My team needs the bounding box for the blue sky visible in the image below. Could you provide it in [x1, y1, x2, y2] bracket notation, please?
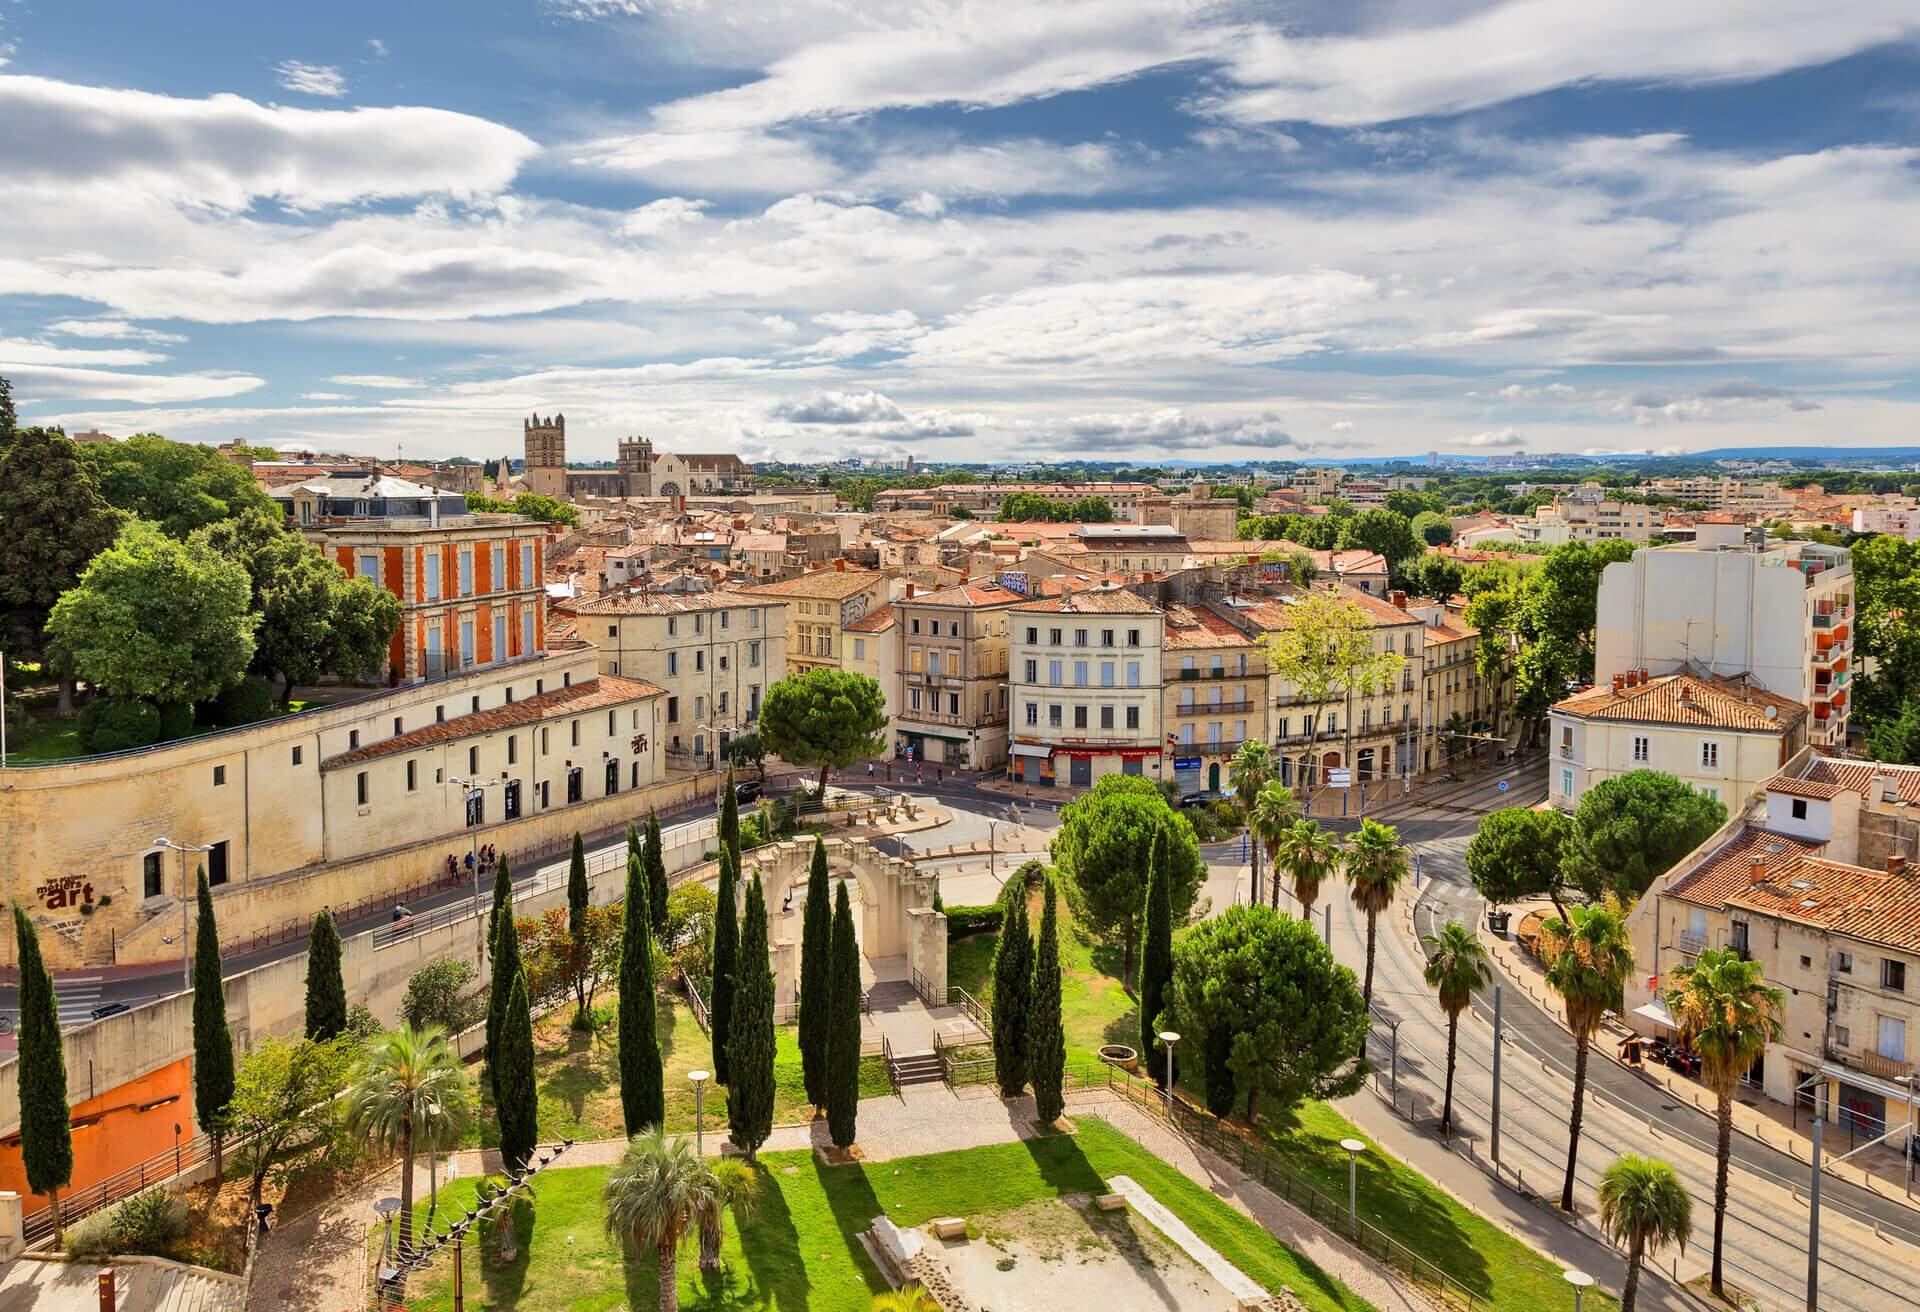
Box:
[2, 1, 1918, 464]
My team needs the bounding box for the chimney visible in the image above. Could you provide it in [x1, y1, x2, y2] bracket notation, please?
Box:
[1749, 858, 1768, 886]
[1890, 854, 1908, 878]
[1391, 589, 1407, 609]
[1639, 666, 1650, 685]
[834, 558, 845, 571]
[1612, 673, 1625, 694]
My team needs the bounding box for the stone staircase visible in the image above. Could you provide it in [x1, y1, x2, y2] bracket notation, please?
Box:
[889, 1049, 944, 1087]
[0, 1254, 247, 1312]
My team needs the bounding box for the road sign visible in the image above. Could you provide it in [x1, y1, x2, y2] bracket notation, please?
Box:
[1327, 768, 1352, 789]
[1172, 756, 1202, 771]
[1497, 779, 1510, 793]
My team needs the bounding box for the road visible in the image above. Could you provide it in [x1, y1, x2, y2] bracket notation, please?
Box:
[1318, 798, 1920, 1312]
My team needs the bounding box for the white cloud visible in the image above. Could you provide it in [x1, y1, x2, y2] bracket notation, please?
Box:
[570, 127, 838, 194]
[274, 61, 347, 98]
[1451, 427, 1525, 448]
[368, 39, 389, 58]
[1330, 420, 1355, 432]
[0, 74, 536, 208]
[618, 197, 710, 237]
[46, 319, 187, 345]
[0, 336, 169, 367]
[299, 391, 353, 400]
[329, 374, 425, 389]
[1058, 408, 1294, 451]
[4, 364, 265, 403]
[768, 389, 905, 423]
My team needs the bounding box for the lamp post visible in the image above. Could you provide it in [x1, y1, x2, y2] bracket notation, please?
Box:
[690, 1069, 710, 1155]
[1339, 1138, 1366, 1240]
[1156, 1030, 1180, 1107]
[1808, 1116, 1823, 1312]
[1562, 1269, 1594, 1312]
[153, 837, 214, 991]
[447, 776, 501, 961]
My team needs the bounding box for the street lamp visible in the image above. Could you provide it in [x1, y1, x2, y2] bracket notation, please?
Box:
[689, 1069, 710, 1155]
[1562, 1269, 1594, 1312]
[1156, 1030, 1180, 1106]
[1340, 1138, 1366, 1240]
[447, 776, 501, 961]
[153, 837, 214, 991]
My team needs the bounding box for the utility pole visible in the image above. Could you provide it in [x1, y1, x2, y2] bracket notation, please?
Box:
[1491, 983, 1503, 1170]
[1808, 1117, 1823, 1312]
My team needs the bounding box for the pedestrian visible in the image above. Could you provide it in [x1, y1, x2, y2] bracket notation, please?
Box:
[464, 850, 475, 875]
[867, 761, 875, 778]
[936, 765, 943, 783]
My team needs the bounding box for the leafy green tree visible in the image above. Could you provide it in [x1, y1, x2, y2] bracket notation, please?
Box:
[80, 433, 273, 538]
[1866, 699, 1920, 765]
[1272, 817, 1339, 921]
[1421, 922, 1492, 1137]
[695, 1154, 761, 1272]
[726, 873, 777, 1162]
[485, 882, 525, 1104]
[495, 972, 539, 1173]
[826, 880, 862, 1148]
[567, 832, 592, 1026]
[487, 855, 514, 966]
[1051, 774, 1205, 988]
[0, 427, 126, 674]
[1410, 510, 1453, 546]
[1068, 495, 1115, 522]
[1572, 770, 1726, 900]
[1666, 949, 1784, 1297]
[644, 810, 670, 940]
[1345, 819, 1407, 1037]
[798, 835, 833, 1108]
[14, 904, 73, 1243]
[228, 529, 400, 702]
[1339, 508, 1420, 564]
[992, 889, 1033, 1097]
[192, 869, 236, 1178]
[1260, 589, 1405, 781]
[47, 519, 257, 706]
[1852, 536, 1920, 727]
[1029, 875, 1066, 1125]
[347, 1025, 469, 1255]
[1384, 489, 1446, 519]
[1598, 1154, 1692, 1312]
[759, 669, 890, 794]
[304, 909, 347, 1040]
[620, 851, 665, 1135]
[710, 845, 739, 1084]
[227, 1034, 357, 1210]
[1398, 552, 1465, 601]
[602, 1128, 704, 1312]
[1466, 806, 1576, 915]
[399, 958, 478, 1035]
[1540, 903, 1635, 1212]
[1168, 904, 1368, 1120]
[1138, 831, 1175, 1086]
[1227, 741, 1273, 904]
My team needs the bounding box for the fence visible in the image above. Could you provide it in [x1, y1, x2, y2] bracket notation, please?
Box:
[22, 1128, 219, 1247]
[681, 972, 711, 1034]
[950, 984, 990, 1035]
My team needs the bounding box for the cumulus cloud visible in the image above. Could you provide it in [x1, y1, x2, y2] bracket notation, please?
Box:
[299, 391, 353, 400]
[619, 197, 710, 237]
[0, 74, 537, 208]
[4, 364, 265, 403]
[274, 61, 347, 98]
[768, 389, 905, 423]
[1330, 420, 1356, 432]
[1059, 408, 1295, 451]
[46, 319, 187, 345]
[1451, 427, 1525, 448]
[0, 337, 169, 368]
[329, 374, 425, 389]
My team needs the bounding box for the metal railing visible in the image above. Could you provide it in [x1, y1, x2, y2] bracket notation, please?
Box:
[909, 966, 948, 1008]
[22, 1128, 219, 1247]
[682, 971, 711, 1034]
[951, 984, 991, 1035]
[1173, 699, 1255, 716]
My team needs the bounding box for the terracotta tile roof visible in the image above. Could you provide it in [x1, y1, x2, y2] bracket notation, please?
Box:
[1553, 672, 1806, 733]
[906, 580, 1029, 608]
[322, 675, 666, 770]
[1768, 757, 1920, 805]
[558, 588, 771, 616]
[1763, 774, 1847, 801]
[1422, 616, 1478, 645]
[1035, 570, 1131, 595]
[1667, 827, 1825, 908]
[845, 602, 897, 633]
[741, 568, 885, 600]
[1010, 587, 1161, 615]
[734, 533, 787, 552]
[1163, 603, 1258, 650]
[1685, 837, 1920, 952]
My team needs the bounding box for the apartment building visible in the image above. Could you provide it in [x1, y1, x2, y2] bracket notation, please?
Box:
[273, 476, 549, 681]
[1852, 503, 1920, 540]
[1007, 588, 1166, 788]
[843, 603, 900, 725]
[891, 580, 1025, 769]
[1627, 757, 1920, 1128]
[743, 563, 887, 676]
[1402, 598, 1500, 771]
[555, 589, 787, 764]
[1513, 497, 1661, 545]
[1646, 477, 1794, 517]
[1058, 524, 1192, 575]
[1548, 669, 1808, 813]
[1161, 603, 1265, 795]
[1595, 537, 1855, 748]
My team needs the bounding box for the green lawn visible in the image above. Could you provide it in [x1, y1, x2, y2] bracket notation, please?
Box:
[399, 1117, 1377, 1311]
[464, 991, 890, 1147]
[947, 889, 1136, 1065]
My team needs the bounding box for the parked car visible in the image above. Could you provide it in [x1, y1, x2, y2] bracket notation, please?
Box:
[1180, 790, 1227, 809]
[734, 778, 763, 803]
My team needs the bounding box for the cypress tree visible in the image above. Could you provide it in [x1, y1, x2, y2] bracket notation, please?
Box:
[709, 844, 739, 1084]
[625, 818, 642, 867]
[1139, 829, 1174, 1087]
[719, 764, 741, 853]
[644, 809, 670, 940]
[191, 869, 235, 1178]
[991, 890, 1033, 1098]
[1029, 876, 1066, 1126]
[618, 851, 664, 1134]
[825, 880, 861, 1148]
[567, 831, 589, 944]
[797, 835, 833, 1109]
[726, 873, 776, 1162]
[14, 905, 72, 1244]
[495, 971, 539, 1174]
[487, 854, 513, 965]
[486, 891, 524, 1105]
[304, 909, 347, 1041]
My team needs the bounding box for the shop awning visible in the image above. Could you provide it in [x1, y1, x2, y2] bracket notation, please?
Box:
[1632, 1000, 1677, 1030]
[1010, 743, 1052, 758]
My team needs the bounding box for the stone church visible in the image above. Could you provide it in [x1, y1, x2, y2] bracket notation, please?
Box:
[521, 414, 754, 500]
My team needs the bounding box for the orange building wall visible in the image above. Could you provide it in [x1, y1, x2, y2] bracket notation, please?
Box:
[382, 547, 404, 601]
[0, 1056, 194, 1210]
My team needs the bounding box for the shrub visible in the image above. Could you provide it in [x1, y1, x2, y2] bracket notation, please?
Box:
[400, 958, 479, 1036]
[78, 697, 160, 753]
[66, 1209, 118, 1261]
[344, 1003, 381, 1038]
[944, 904, 1005, 939]
[156, 701, 195, 741]
[66, 1188, 184, 1259]
[205, 675, 274, 728]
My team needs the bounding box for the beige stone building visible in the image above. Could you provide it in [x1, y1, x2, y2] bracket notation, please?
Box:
[1549, 670, 1808, 814]
[1400, 598, 1498, 772]
[743, 564, 888, 676]
[555, 588, 788, 765]
[843, 603, 900, 725]
[1160, 602, 1266, 795]
[1007, 588, 1167, 788]
[1628, 757, 1920, 1129]
[892, 580, 1026, 770]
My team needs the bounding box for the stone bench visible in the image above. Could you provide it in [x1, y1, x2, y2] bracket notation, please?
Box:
[930, 1216, 967, 1240]
[1095, 1193, 1128, 1212]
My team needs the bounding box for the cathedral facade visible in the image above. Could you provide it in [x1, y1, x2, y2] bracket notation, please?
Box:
[521, 418, 754, 500]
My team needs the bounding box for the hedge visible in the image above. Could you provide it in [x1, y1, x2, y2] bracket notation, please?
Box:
[944, 904, 1004, 939]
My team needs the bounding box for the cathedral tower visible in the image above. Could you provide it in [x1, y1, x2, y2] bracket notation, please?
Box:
[523, 413, 567, 498]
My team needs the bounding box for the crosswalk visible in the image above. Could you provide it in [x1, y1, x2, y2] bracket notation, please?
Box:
[50, 974, 106, 1028]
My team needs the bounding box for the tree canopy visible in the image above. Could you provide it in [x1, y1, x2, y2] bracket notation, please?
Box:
[1466, 806, 1578, 913]
[1573, 769, 1727, 900]
[758, 668, 889, 792]
[464, 490, 581, 527]
[80, 433, 274, 538]
[1852, 535, 1920, 734]
[1259, 588, 1405, 710]
[0, 426, 126, 659]
[1051, 774, 1206, 988]
[1411, 510, 1454, 546]
[1338, 508, 1421, 564]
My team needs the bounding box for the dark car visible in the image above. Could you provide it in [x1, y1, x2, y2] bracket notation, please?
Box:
[89, 1002, 131, 1021]
[1180, 790, 1227, 808]
[734, 778, 763, 803]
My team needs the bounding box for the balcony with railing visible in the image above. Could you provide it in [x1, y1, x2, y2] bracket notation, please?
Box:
[1174, 698, 1255, 716]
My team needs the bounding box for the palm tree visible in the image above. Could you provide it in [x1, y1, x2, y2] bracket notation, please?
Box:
[1345, 818, 1408, 1032]
[345, 1025, 469, 1257]
[1539, 902, 1635, 1213]
[870, 1288, 943, 1312]
[1271, 817, 1339, 921]
[1421, 921, 1492, 1137]
[1249, 780, 1298, 912]
[603, 1128, 705, 1312]
[694, 1155, 762, 1272]
[1667, 948, 1783, 1297]
[1228, 741, 1274, 904]
[1597, 1153, 1692, 1312]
